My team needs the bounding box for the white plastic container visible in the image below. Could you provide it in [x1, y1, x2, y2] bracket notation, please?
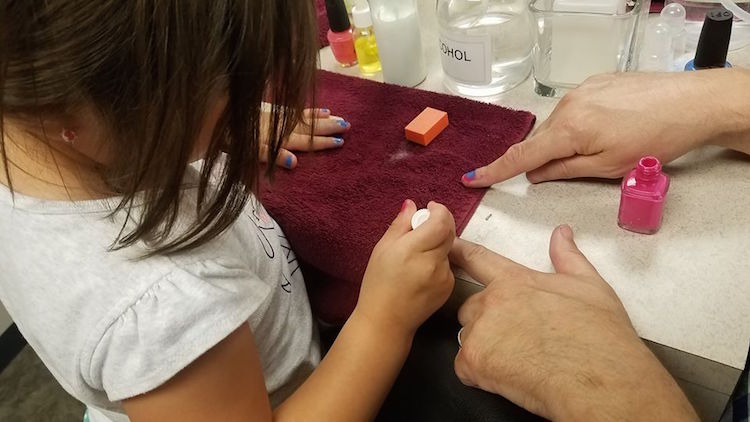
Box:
[369, 0, 427, 87]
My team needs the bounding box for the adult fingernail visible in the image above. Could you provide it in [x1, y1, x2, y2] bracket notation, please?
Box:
[462, 170, 477, 183]
[321, 108, 330, 113]
[285, 155, 294, 168]
[333, 137, 344, 146]
[559, 224, 574, 240]
[338, 120, 350, 128]
[526, 172, 542, 184]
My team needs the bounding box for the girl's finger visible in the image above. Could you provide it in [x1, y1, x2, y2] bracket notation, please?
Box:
[275, 148, 297, 169]
[303, 108, 331, 119]
[296, 117, 351, 136]
[285, 133, 345, 152]
[380, 199, 418, 243]
[407, 202, 456, 253]
[258, 145, 297, 169]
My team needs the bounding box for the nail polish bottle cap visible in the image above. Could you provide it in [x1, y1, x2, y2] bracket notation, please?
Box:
[325, 0, 352, 33]
[411, 209, 430, 230]
[693, 7, 733, 69]
[352, 1, 373, 29]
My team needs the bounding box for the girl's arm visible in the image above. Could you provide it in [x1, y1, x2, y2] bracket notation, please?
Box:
[123, 315, 410, 421]
[123, 200, 456, 421]
[274, 310, 412, 420]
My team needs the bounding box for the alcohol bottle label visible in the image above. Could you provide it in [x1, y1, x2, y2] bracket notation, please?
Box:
[438, 30, 492, 85]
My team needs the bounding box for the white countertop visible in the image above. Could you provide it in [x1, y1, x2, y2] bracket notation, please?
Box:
[320, 2, 750, 371]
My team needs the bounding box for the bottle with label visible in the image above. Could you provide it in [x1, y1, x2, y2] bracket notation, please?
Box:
[369, 0, 427, 87]
[436, 0, 534, 97]
[352, 1, 382, 75]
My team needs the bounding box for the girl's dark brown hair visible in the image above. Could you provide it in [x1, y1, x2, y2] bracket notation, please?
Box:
[0, 0, 317, 254]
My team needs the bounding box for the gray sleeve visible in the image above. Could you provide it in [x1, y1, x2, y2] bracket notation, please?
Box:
[80, 260, 271, 402]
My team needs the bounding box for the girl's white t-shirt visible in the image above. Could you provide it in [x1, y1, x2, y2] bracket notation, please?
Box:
[0, 185, 320, 421]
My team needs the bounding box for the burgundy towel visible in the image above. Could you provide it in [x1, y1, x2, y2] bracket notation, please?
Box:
[261, 70, 536, 324]
[316, 0, 331, 48]
[651, 0, 664, 13]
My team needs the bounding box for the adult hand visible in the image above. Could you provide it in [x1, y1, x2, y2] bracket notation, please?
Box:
[357, 200, 456, 336]
[461, 68, 750, 187]
[450, 226, 697, 421]
[261, 107, 351, 169]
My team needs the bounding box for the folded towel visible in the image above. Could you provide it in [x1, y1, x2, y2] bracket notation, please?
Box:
[261, 70, 536, 323]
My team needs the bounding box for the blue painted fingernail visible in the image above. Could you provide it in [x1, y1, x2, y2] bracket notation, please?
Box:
[338, 120, 349, 128]
[462, 170, 477, 182]
[285, 155, 293, 168]
[321, 108, 330, 113]
[334, 137, 344, 145]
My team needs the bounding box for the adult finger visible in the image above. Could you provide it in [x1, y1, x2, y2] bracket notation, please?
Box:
[407, 202, 456, 253]
[449, 239, 525, 287]
[525, 154, 607, 183]
[454, 325, 478, 387]
[285, 133, 345, 152]
[457, 292, 483, 327]
[461, 131, 575, 188]
[548, 225, 598, 277]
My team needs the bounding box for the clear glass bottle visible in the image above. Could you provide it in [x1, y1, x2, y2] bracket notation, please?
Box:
[436, 0, 534, 97]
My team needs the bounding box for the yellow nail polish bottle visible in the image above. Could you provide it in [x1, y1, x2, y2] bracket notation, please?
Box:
[352, 1, 382, 75]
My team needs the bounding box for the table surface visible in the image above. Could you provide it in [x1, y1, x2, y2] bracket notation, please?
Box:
[320, 3, 750, 370]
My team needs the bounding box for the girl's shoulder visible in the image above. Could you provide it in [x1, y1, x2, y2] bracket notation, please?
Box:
[0, 193, 277, 404]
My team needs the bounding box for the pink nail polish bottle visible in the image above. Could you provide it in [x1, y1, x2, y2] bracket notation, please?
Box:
[618, 156, 670, 235]
[325, 0, 358, 67]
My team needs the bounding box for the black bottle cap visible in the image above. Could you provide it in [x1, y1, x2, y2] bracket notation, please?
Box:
[325, 0, 351, 33]
[693, 7, 733, 69]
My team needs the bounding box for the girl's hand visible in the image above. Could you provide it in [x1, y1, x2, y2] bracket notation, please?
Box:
[355, 200, 456, 337]
[461, 69, 750, 186]
[261, 108, 351, 170]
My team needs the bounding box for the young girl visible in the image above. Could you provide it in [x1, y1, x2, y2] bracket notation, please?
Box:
[0, 1, 456, 421]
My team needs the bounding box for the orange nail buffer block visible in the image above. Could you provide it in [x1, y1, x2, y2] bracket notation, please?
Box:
[405, 107, 449, 146]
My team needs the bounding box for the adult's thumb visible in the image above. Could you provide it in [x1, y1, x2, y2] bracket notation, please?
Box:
[549, 225, 598, 276]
